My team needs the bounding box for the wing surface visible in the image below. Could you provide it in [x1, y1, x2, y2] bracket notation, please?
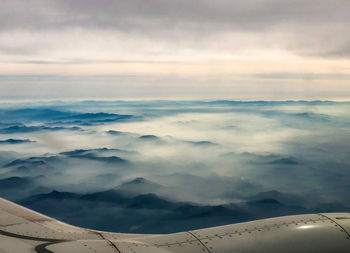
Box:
[1, 197, 349, 253]
[0, 197, 142, 252]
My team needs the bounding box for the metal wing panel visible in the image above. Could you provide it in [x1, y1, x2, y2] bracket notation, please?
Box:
[99, 231, 151, 240]
[0, 198, 109, 241]
[190, 214, 350, 253]
[189, 213, 325, 240]
[0, 234, 42, 253]
[0, 222, 103, 241]
[48, 240, 169, 253]
[0, 209, 28, 226]
[1, 198, 349, 253]
[49, 232, 210, 253]
[0, 197, 52, 223]
[115, 232, 210, 253]
[47, 240, 120, 253]
[322, 213, 350, 236]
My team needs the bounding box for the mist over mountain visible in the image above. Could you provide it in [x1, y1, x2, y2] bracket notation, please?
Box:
[0, 100, 349, 233]
[17, 184, 308, 233]
[17, 177, 347, 233]
[0, 139, 34, 144]
[0, 108, 134, 125]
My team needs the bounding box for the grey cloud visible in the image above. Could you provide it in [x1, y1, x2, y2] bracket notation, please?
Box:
[0, 0, 349, 31]
[0, 45, 39, 56]
[253, 73, 350, 80]
[0, 0, 349, 58]
[321, 43, 350, 58]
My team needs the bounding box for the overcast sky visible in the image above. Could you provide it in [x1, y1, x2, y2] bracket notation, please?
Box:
[1, 0, 350, 100]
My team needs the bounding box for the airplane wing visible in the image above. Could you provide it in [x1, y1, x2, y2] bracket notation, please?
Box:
[0, 197, 349, 253]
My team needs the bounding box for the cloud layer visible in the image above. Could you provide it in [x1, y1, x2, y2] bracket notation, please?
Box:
[0, 100, 349, 232]
[0, 1, 349, 100]
[0, 0, 349, 57]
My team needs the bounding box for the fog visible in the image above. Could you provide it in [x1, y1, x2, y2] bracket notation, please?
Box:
[0, 100, 349, 233]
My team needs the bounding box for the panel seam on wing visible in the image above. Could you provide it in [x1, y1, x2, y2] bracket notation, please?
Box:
[318, 213, 350, 240]
[187, 231, 212, 253]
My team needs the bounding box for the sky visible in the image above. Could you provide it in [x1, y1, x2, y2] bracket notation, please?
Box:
[1, 0, 350, 100]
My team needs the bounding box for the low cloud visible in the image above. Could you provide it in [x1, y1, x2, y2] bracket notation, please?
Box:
[0, 100, 349, 232]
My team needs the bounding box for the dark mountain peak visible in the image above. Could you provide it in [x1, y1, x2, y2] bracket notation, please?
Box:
[60, 147, 112, 156]
[7, 108, 71, 120]
[187, 140, 218, 146]
[71, 112, 116, 119]
[134, 193, 160, 200]
[139, 135, 158, 139]
[43, 190, 82, 200]
[127, 193, 175, 209]
[248, 190, 304, 206]
[268, 157, 299, 165]
[0, 139, 34, 144]
[194, 205, 237, 217]
[61, 151, 127, 164]
[90, 155, 127, 163]
[0, 125, 80, 134]
[14, 165, 30, 171]
[255, 198, 282, 205]
[2, 176, 25, 181]
[0, 176, 32, 189]
[60, 149, 88, 156]
[115, 177, 163, 196]
[115, 177, 162, 190]
[59, 112, 133, 125]
[124, 177, 149, 185]
[61, 147, 135, 157]
[107, 130, 123, 135]
[4, 158, 47, 168]
[20, 191, 81, 206]
[81, 188, 127, 204]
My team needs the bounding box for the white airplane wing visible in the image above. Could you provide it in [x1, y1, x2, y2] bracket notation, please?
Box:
[0, 197, 349, 253]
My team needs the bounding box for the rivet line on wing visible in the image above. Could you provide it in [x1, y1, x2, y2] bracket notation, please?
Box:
[187, 231, 212, 253]
[318, 214, 350, 240]
[94, 230, 123, 253]
[0, 228, 68, 242]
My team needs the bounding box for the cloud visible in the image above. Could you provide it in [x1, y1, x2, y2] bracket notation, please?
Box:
[1, 1, 350, 101]
[0, 0, 349, 67]
[1, 1, 349, 32]
[0, 100, 350, 232]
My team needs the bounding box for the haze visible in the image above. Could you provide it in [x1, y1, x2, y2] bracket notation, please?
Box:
[0, 0, 350, 100]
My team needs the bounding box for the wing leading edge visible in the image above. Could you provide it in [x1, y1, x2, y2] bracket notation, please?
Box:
[0, 197, 349, 253]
